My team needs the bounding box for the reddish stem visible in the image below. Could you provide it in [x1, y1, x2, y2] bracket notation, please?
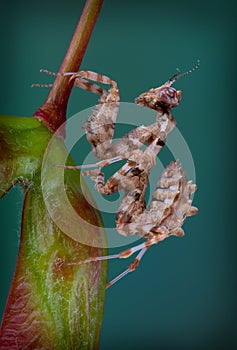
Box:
[33, 0, 103, 137]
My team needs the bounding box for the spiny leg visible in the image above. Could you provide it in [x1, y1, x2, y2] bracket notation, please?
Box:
[55, 157, 125, 196]
[107, 230, 169, 288]
[31, 83, 53, 88]
[55, 158, 123, 195]
[106, 247, 148, 288]
[82, 157, 146, 195]
[54, 155, 124, 171]
[54, 124, 168, 195]
[54, 155, 134, 196]
[63, 239, 152, 267]
[82, 149, 148, 196]
[47, 70, 120, 160]
[63, 233, 168, 288]
[54, 116, 174, 191]
[41, 69, 121, 170]
[53, 123, 159, 172]
[83, 169, 119, 195]
[72, 71, 120, 159]
[60, 131, 172, 200]
[39, 69, 57, 76]
[32, 69, 107, 95]
[69, 71, 118, 96]
[31, 69, 57, 88]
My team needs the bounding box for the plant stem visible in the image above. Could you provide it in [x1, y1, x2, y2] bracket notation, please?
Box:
[33, 0, 103, 136]
[0, 1, 107, 348]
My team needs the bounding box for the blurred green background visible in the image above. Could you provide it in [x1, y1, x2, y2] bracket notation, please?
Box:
[0, 0, 236, 349]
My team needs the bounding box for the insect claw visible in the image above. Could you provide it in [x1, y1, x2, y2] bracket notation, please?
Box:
[174, 228, 185, 237]
[39, 69, 59, 76]
[187, 206, 198, 216]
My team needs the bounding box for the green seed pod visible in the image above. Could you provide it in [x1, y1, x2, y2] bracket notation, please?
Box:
[0, 115, 107, 349]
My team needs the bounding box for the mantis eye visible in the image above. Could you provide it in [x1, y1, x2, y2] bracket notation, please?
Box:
[157, 86, 181, 108]
[166, 87, 176, 98]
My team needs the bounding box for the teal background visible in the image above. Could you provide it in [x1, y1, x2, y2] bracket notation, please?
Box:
[0, 0, 236, 349]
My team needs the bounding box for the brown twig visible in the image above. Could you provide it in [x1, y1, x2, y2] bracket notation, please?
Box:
[33, 0, 103, 137]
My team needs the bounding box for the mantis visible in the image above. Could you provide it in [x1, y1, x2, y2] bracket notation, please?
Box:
[35, 62, 199, 287]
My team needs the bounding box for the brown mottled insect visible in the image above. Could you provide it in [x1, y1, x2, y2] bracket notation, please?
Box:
[35, 62, 199, 287]
[66, 160, 198, 288]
